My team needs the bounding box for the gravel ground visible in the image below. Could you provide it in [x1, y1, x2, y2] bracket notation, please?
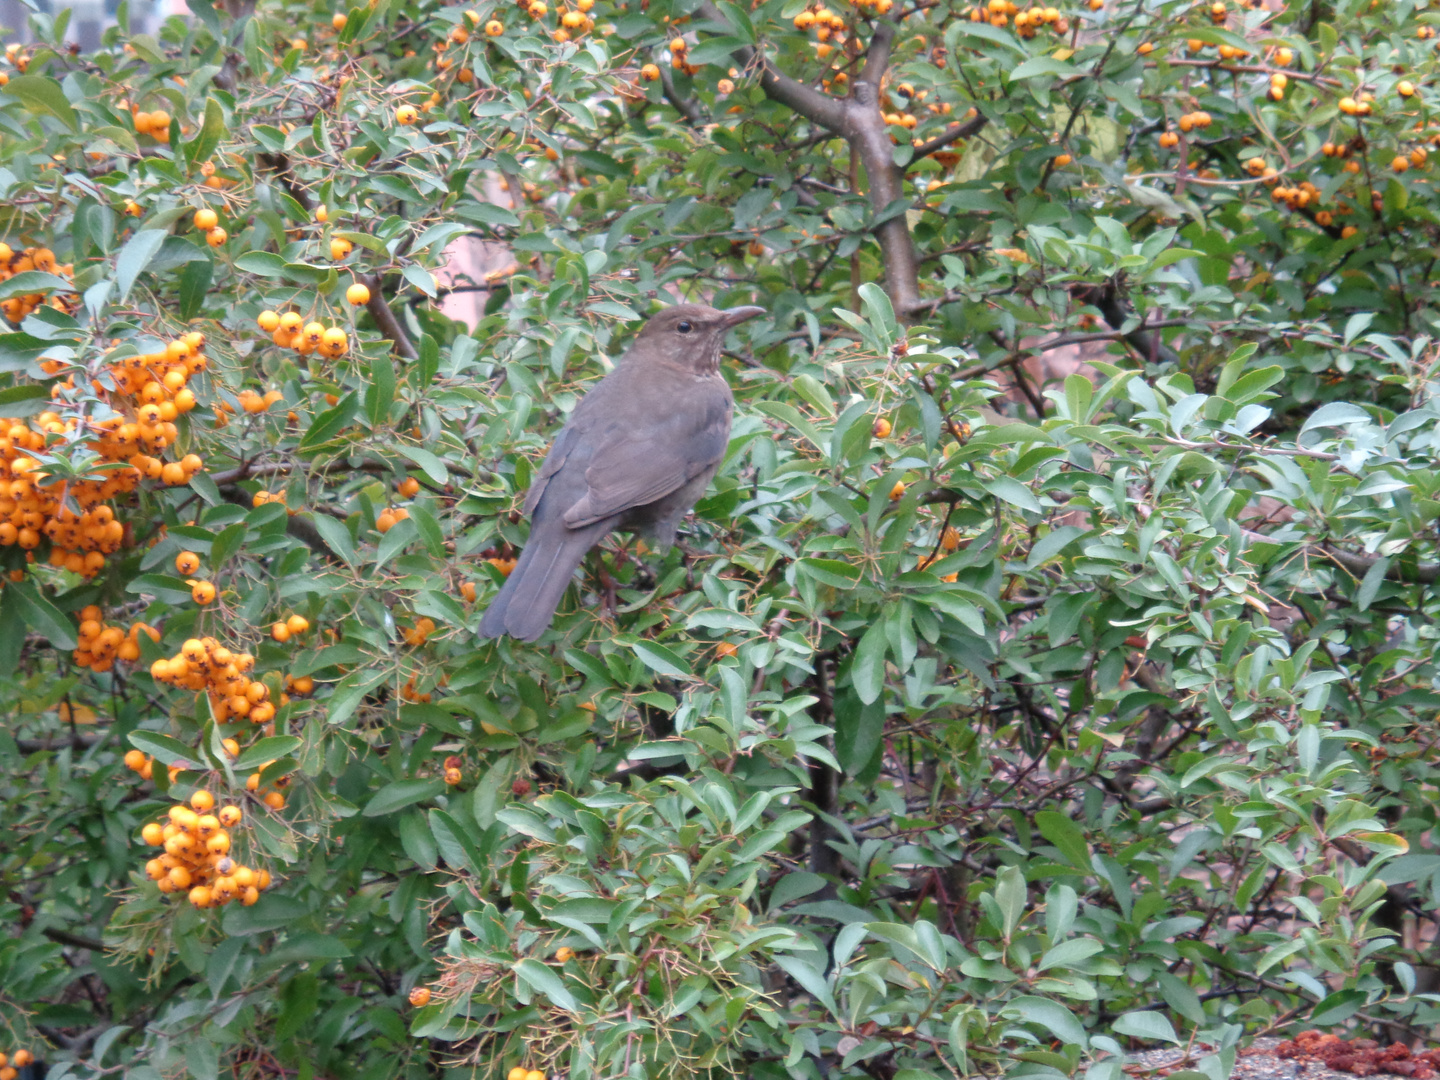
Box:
[1123, 1038, 1395, 1080]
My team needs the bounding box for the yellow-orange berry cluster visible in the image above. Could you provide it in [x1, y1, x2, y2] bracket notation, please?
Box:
[0, 1047, 36, 1080]
[130, 105, 173, 142]
[237, 388, 285, 414]
[546, 0, 596, 43]
[1270, 178, 1323, 210]
[73, 605, 160, 673]
[148, 636, 278, 725]
[0, 380, 200, 579]
[966, 0, 1021, 28]
[124, 736, 242, 784]
[969, 2, 1067, 34]
[1338, 93, 1375, 116]
[270, 613, 310, 643]
[402, 617, 437, 648]
[1177, 110, 1213, 132]
[0, 243, 76, 324]
[401, 674, 434, 703]
[244, 759, 290, 809]
[443, 755, 463, 785]
[376, 505, 412, 532]
[255, 310, 350, 358]
[139, 791, 272, 907]
[2, 41, 30, 77]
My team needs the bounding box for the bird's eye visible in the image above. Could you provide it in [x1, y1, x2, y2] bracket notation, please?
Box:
[676, 321, 692, 334]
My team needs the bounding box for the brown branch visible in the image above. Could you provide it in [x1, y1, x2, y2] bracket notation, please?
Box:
[694, 3, 920, 316]
[361, 273, 418, 360]
[697, 1, 850, 132]
[43, 926, 105, 952]
[912, 113, 989, 158]
[658, 64, 706, 125]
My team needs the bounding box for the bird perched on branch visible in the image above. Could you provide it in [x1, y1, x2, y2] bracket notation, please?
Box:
[479, 303, 766, 641]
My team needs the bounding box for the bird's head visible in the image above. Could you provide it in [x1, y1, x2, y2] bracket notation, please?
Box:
[632, 303, 766, 373]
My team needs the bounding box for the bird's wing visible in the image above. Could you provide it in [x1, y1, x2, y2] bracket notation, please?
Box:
[561, 389, 731, 529]
[522, 423, 584, 517]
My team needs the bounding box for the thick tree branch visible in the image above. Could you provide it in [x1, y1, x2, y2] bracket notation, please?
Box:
[845, 78, 921, 317]
[658, 65, 706, 125]
[361, 273, 419, 359]
[696, 1, 848, 132]
[694, 4, 921, 316]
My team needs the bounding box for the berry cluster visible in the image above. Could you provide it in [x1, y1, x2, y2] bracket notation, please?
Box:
[0, 1048, 36, 1079]
[148, 635, 278, 726]
[0, 346, 203, 577]
[966, 2, 1067, 34]
[0, 243, 75, 324]
[245, 761, 290, 810]
[139, 791, 272, 908]
[255, 310, 350, 358]
[73, 605, 160, 674]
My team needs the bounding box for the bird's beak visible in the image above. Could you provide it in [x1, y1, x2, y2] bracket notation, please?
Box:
[720, 305, 766, 327]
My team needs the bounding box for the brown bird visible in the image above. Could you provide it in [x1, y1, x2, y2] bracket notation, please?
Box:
[480, 303, 765, 641]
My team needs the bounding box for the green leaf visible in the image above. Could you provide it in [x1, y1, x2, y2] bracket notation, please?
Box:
[186, 96, 225, 169]
[995, 865, 1026, 939]
[266, 933, 352, 963]
[233, 736, 303, 770]
[402, 264, 437, 297]
[326, 668, 387, 727]
[629, 639, 692, 679]
[128, 731, 201, 768]
[299, 392, 358, 450]
[365, 353, 396, 426]
[309, 514, 355, 567]
[1007, 996, 1090, 1049]
[234, 251, 287, 278]
[429, 809, 486, 876]
[10, 581, 77, 649]
[1113, 1010, 1179, 1044]
[0, 271, 74, 300]
[116, 229, 168, 301]
[985, 475, 1043, 514]
[850, 622, 888, 705]
[1035, 810, 1093, 870]
[399, 445, 449, 485]
[2, 75, 79, 131]
[513, 957, 580, 1011]
[0, 384, 46, 416]
[363, 778, 448, 817]
[1009, 56, 1082, 80]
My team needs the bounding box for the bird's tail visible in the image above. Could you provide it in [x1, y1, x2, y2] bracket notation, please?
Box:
[478, 522, 603, 641]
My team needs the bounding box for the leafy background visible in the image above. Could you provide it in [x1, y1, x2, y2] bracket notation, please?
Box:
[2, 0, 1440, 1076]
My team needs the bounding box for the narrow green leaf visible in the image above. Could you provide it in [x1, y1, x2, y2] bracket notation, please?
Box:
[116, 229, 168, 300]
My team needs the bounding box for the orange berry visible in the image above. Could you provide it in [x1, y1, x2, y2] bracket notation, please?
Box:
[192, 581, 217, 604]
[206, 226, 228, 247]
[175, 551, 200, 575]
[193, 208, 218, 231]
[346, 282, 370, 305]
[191, 789, 215, 812]
[396, 105, 419, 124]
[410, 986, 432, 1006]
